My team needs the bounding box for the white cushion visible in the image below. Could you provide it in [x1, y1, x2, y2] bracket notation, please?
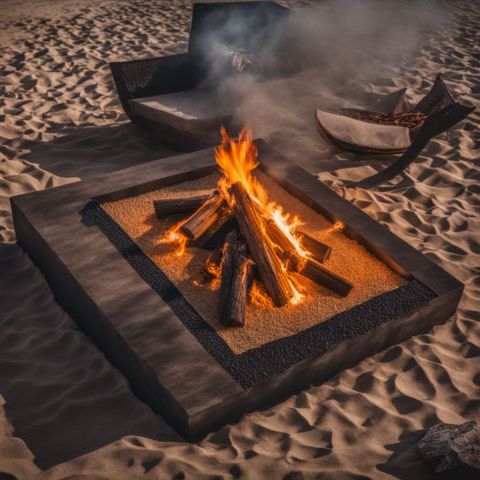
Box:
[130, 89, 232, 133]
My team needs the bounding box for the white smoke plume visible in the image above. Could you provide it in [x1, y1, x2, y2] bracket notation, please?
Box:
[197, 0, 448, 168]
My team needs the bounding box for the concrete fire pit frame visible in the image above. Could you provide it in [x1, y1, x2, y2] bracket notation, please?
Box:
[11, 141, 463, 440]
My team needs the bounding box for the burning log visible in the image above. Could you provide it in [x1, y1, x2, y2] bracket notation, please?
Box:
[265, 220, 299, 263]
[298, 231, 332, 263]
[153, 193, 213, 218]
[266, 219, 348, 295]
[266, 221, 331, 265]
[193, 211, 234, 249]
[180, 192, 231, 241]
[293, 257, 353, 297]
[230, 182, 297, 307]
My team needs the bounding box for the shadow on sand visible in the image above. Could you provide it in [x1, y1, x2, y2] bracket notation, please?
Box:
[1, 124, 185, 470]
[377, 429, 435, 479]
[0, 241, 183, 471]
[22, 122, 177, 181]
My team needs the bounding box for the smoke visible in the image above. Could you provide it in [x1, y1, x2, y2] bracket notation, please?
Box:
[196, 0, 448, 167]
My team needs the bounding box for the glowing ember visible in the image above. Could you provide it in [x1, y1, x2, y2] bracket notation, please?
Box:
[204, 257, 221, 281]
[249, 279, 274, 308]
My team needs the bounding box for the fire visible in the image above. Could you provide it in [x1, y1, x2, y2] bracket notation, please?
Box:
[204, 257, 221, 280]
[216, 127, 307, 257]
[216, 126, 305, 305]
[328, 220, 344, 234]
[249, 279, 274, 308]
[158, 127, 347, 311]
[159, 222, 188, 256]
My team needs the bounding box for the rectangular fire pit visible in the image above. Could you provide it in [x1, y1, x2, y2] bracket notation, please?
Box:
[11, 141, 463, 439]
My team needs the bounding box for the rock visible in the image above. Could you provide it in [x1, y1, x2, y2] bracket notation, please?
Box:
[418, 421, 480, 479]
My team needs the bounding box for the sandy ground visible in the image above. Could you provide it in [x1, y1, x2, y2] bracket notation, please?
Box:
[0, 0, 478, 479]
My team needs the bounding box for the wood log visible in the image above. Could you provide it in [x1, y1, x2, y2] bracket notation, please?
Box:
[298, 231, 331, 263]
[293, 257, 353, 297]
[265, 222, 331, 264]
[222, 245, 253, 327]
[266, 219, 346, 295]
[230, 182, 296, 307]
[179, 193, 229, 241]
[153, 193, 213, 218]
[193, 211, 234, 249]
[265, 220, 299, 263]
[218, 231, 238, 318]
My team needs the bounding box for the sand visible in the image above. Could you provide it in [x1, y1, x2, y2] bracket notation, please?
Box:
[0, 0, 478, 478]
[103, 171, 405, 354]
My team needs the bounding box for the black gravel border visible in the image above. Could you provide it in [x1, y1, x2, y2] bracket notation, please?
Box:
[81, 201, 436, 389]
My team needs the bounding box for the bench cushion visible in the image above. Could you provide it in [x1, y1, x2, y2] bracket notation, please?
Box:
[130, 89, 233, 133]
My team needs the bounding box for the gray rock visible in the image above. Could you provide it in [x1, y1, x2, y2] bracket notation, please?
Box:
[418, 421, 480, 479]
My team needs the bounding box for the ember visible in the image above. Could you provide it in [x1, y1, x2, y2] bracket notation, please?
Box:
[156, 128, 353, 326]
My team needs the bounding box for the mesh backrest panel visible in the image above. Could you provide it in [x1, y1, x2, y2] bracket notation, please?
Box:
[110, 54, 205, 120]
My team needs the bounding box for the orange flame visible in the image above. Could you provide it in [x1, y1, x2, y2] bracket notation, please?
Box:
[328, 220, 344, 234]
[216, 126, 305, 305]
[202, 250, 222, 289]
[159, 221, 188, 256]
[249, 279, 274, 308]
[204, 258, 221, 280]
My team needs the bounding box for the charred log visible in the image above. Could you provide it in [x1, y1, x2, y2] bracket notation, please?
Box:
[222, 245, 253, 327]
[193, 212, 234, 250]
[265, 220, 299, 263]
[218, 231, 238, 318]
[153, 193, 214, 218]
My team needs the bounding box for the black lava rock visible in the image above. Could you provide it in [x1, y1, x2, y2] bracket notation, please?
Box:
[418, 421, 480, 479]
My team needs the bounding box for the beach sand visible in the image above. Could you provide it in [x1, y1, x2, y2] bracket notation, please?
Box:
[0, 0, 478, 478]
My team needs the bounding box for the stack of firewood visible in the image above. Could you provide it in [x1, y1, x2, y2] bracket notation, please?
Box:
[154, 183, 353, 327]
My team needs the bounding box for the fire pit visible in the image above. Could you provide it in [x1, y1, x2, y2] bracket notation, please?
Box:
[11, 137, 463, 439]
[97, 130, 409, 349]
